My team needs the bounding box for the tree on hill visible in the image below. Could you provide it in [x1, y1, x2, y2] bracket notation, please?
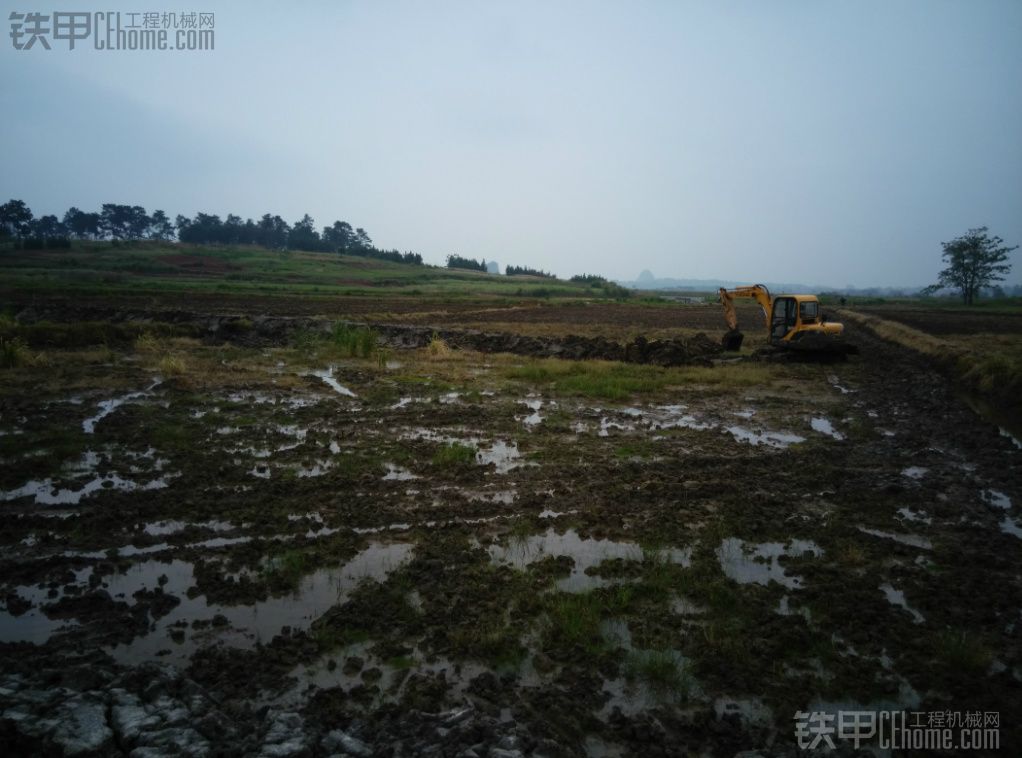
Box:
[354, 228, 372, 251]
[924, 227, 1017, 305]
[446, 254, 487, 271]
[30, 215, 67, 239]
[1, 197, 427, 266]
[570, 273, 608, 285]
[63, 207, 101, 239]
[257, 214, 290, 249]
[288, 214, 321, 251]
[323, 220, 356, 252]
[100, 204, 151, 240]
[148, 210, 175, 240]
[0, 199, 34, 238]
[506, 264, 554, 278]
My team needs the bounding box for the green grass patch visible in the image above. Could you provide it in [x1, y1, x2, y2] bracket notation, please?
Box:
[933, 629, 992, 675]
[543, 592, 607, 656]
[625, 649, 691, 700]
[432, 442, 476, 467]
[263, 549, 310, 589]
[331, 322, 378, 359]
[507, 358, 775, 400]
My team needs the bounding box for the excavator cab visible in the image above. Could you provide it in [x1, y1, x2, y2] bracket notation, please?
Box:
[770, 297, 798, 342]
[770, 295, 828, 344]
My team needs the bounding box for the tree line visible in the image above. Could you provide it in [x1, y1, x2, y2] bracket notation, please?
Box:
[0, 198, 423, 265]
[506, 265, 554, 278]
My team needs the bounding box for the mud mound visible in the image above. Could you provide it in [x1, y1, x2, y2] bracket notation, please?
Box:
[372, 323, 722, 365]
[14, 305, 723, 365]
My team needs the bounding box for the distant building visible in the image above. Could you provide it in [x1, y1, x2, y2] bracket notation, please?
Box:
[487, 260, 500, 274]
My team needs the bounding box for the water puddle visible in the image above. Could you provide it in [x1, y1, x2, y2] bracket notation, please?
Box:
[808, 681, 922, 728]
[2, 450, 173, 505]
[226, 391, 320, 409]
[282, 646, 492, 712]
[896, 507, 931, 525]
[308, 367, 357, 398]
[383, 464, 418, 481]
[858, 527, 932, 550]
[489, 529, 690, 593]
[82, 379, 162, 434]
[1000, 516, 1022, 539]
[810, 417, 845, 441]
[901, 466, 928, 480]
[391, 397, 429, 409]
[0, 600, 79, 644]
[1000, 428, 1022, 450]
[827, 374, 854, 394]
[716, 538, 823, 589]
[598, 418, 634, 437]
[880, 583, 924, 624]
[713, 697, 774, 728]
[651, 405, 714, 431]
[981, 489, 1012, 510]
[400, 427, 480, 445]
[476, 441, 527, 474]
[724, 426, 805, 449]
[465, 489, 517, 505]
[143, 520, 235, 536]
[295, 459, 333, 478]
[518, 398, 544, 428]
[592, 404, 714, 435]
[775, 595, 812, 621]
[0, 542, 416, 660]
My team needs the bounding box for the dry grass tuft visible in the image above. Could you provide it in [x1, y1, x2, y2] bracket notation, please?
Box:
[158, 355, 187, 376]
[427, 333, 452, 360]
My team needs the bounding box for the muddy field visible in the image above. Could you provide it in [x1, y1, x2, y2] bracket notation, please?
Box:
[855, 306, 1022, 337]
[1, 300, 1020, 757]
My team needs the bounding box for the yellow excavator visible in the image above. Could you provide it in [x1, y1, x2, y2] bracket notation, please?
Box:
[718, 285, 857, 355]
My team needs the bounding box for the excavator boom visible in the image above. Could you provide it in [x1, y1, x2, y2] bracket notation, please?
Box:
[718, 285, 771, 350]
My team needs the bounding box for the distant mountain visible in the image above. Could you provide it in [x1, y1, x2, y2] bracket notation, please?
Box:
[617, 274, 928, 296]
[619, 275, 824, 292]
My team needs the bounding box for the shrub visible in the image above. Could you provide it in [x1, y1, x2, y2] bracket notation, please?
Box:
[0, 336, 31, 368]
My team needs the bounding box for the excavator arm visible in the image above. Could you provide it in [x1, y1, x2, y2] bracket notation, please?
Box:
[718, 285, 772, 333]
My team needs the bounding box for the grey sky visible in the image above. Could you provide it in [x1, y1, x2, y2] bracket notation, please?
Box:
[3, 0, 1020, 287]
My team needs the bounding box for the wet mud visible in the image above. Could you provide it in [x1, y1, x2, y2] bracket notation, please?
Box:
[1, 304, 1020, 756]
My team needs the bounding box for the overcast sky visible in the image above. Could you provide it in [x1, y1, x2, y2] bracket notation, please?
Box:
[2, 0, 1020, 287]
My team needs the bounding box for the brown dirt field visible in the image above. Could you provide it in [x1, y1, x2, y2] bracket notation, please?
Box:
[856, 306, 1022, 335]
[7, 292, 767, 336]
[156, 254, 242, 273]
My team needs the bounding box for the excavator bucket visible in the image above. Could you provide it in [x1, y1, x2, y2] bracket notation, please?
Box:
[721, 329, 744, 351]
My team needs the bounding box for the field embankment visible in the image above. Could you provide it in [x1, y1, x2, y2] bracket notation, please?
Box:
[838, 307, 1022, 419]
